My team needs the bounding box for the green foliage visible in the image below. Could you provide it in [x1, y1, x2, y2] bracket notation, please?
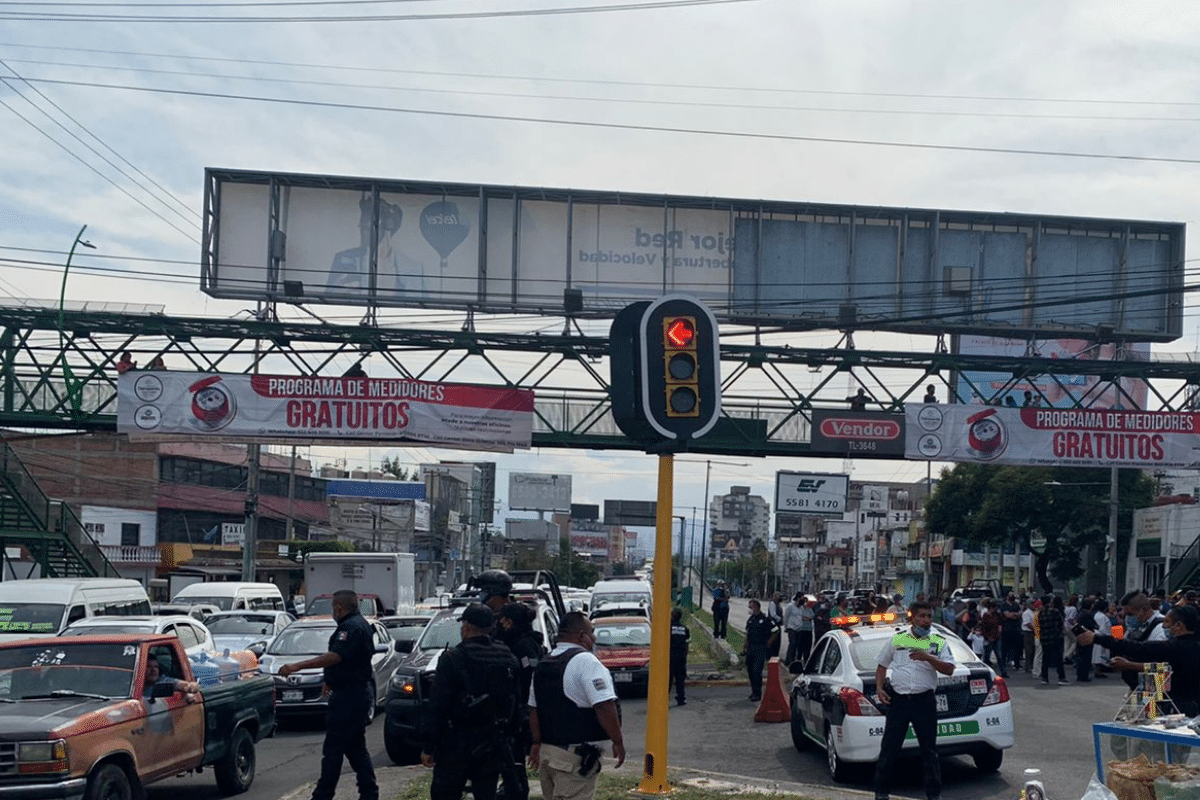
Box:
[509, 537, 600, 588]
[379, 456, 416, 481]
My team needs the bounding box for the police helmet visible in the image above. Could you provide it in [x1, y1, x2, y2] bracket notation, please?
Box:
[471, 569, 513, 601]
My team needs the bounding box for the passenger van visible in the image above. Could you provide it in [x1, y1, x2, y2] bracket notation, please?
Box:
[0, 578, 151, 641]
[171, 581, 285, 611]
[589, 579, 653, 620]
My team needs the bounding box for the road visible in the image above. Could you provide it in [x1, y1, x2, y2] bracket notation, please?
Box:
[148, 669, 1125, 800]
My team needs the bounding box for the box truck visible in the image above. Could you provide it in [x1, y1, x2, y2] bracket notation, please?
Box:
[303, 552, 416, 617]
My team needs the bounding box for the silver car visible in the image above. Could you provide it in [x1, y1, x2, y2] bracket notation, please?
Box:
[259, 616, 400, 722]
[205, 610, 296, 656]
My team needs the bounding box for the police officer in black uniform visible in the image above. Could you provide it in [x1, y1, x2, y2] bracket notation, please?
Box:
[742, 599, 775, 702]
[474, 569, 515, 613]
[497, 602, 545, 800]
[422, 603, 520, 800]
[669, 607, 690, 706]
[280, 589, 378, 800]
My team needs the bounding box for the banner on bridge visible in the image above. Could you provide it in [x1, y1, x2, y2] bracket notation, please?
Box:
[907, 404, 1200, 468]
[117, 372, 535, 452]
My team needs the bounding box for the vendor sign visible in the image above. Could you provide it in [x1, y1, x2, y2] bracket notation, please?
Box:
[907, 404, 1200, 469]
[118, 372, 535, 452]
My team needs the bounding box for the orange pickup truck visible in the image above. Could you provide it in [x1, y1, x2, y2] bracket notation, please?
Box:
[0, 633, 276, 800]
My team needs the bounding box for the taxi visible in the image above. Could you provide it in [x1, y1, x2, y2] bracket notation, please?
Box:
[788, 612, 1013, 782]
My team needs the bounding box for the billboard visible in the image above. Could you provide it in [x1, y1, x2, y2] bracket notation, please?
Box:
[603, 499, 657, 527]
[907, 404, 1200, 469]
[202, 169, 1185, 342]
[954, 335, 1150, 409]
[508, 473, 572, 513]
[810, 410, 905, 456]
[117, 372, 534, 452]
[775, 471, 849, 516]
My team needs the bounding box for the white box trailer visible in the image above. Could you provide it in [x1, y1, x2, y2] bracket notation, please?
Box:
[303, 552, 416, 617]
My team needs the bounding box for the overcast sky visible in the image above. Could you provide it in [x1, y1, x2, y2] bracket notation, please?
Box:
[4, 0, 1200, 538]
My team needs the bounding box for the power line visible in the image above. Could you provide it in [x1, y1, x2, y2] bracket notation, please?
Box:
[15, 75, 1200, 166]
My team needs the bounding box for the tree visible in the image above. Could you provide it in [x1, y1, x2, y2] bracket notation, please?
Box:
[925, 464, 1154, 593]
[380, 456, 415, 481]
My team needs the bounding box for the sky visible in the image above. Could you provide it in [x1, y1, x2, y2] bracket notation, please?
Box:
[4, 0, 1200, 542]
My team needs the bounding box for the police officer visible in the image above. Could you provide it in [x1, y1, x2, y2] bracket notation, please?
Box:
[529, 612, 625, 800]
[742, 599, 775, 702]
[496, 602, 545, 800]
[669, 607, 690, 706]
[874, 600, 956, 800]
[473, 569, 515, 613]
[422, 603, 520, 800]
[279, 589, 378, 800]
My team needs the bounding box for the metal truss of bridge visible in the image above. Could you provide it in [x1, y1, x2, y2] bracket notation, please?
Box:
[3, 305, 1200, 457]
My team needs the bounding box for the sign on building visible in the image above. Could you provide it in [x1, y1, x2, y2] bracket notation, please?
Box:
[774, 472, 849, 516]
[862, 485, 889, 513]
[221, 522, 245, 546]
[508, 473, 572, 513]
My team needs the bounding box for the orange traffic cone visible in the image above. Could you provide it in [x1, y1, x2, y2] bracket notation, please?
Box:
[754, 657, 791, 723]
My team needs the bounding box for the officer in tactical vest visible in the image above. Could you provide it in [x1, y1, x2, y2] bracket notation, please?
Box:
[474, 569, 515, 613]
[873, 600, 956, 800]
[421, 603, 520, 800]
[497, 602, 546, 800]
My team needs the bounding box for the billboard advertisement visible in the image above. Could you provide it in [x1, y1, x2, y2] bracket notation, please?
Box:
[810, 410, 905, 456]
[954, 335, 1150, 409]
[775, 471, 849, 516]
[508, 473, 572, 513]
[203, 170, 1184, 342]
[117, 372, 534, 452]
[907, 404, 1200, 469]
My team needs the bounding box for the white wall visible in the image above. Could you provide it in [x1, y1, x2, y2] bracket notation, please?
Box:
[80, 506, 157, 547]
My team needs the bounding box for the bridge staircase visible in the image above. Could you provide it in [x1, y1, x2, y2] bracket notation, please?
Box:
[0, 443, 118, 579]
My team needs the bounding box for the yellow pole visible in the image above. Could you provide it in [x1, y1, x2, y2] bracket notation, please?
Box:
[638, 453, 675, 794]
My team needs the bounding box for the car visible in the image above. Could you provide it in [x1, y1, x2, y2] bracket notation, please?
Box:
[788, 613, 1013, 782]
[60, 614, 217, 658]
[258, 615, 400, 722]
[592, 615, 652, 695]
[379, 614, 433, 654]
[205, 609, 296, 656]
[151, 602, 221, 621]
[383, 574, 563, 765]
[590, 600, 650, 621]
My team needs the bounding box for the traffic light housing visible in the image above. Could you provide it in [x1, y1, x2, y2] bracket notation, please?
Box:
[609, 295, 721, 446]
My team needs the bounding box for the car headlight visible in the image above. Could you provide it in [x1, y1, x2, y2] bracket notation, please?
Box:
[17, 740, 68, 774]
[390, 673, 416, 696]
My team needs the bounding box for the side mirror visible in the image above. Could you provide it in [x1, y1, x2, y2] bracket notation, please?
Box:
[374, 642, 392, 654]
[396, 640, 415, 654]
[148, 681, 177, 699]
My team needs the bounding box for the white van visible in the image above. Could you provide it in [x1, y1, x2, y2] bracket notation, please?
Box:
[171, 581, 285, 612]
[0, 578, 151, 641]
[589, 579, 654, 620]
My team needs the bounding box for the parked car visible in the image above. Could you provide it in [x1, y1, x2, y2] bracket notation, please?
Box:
[0, 633, 275, 797]
[589, 600, 650, 621]
[152, 602, 221, 621]
[788, 616, 1013, 782]
[591, 615, 652, 695]
[205, 610, 296, 656]
[379, 615, 432, 654]
[258, 616, 400, 721]
[61, 615, 216, 659]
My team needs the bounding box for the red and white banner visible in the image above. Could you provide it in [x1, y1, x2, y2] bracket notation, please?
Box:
[906, 404, 1200, 468]
[117, 372, 535, 452]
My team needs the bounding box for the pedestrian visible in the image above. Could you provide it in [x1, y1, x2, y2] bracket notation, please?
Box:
[473, 569, 515, 614]
[496, 602, 546, 800]
[979, 603, 1003, 675]
[1038, 594, 1069, 685]
[1115, 592, 1169, 692]
[1078, 604, 1200, 716]
[886, 593, 906, 616]
[422, 604, 520, 800]
[956, 600, 979, 641]
[783, 593, 814, 665]
[766, 593, 784, 659]
[1021, 599, 1036, 673]
[711, 580, 730, 639]
[1092, 600, 1112, 678]
[742, 599, 774, 702]
[278, 589, 378, 800]
[115, 351, 137, 374]
[874, 601, 956, 800]
[847, 388, 868, 411]
[147, 355, 166, 370]
[1074, 598, 1097, 682]
[669, 607, 690, 706]
[999, 592, 1023, 674]
[923, 384, 937, 403]
[529, 612, 626, 800]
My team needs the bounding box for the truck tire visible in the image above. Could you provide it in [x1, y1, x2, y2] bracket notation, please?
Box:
[215, 727, 256, 795]
[86, 765, 132, 800]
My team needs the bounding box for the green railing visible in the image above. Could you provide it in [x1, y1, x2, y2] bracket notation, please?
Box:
[48, 501, 118, 578]
[1, 443, 50, 529]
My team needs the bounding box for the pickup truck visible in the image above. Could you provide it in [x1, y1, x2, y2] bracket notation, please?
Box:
[0, 633, 276, 800]
[951, 579, 1008, 601]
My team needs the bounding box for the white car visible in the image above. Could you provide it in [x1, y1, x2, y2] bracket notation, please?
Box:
[60, 615, 216, 659]
[788, 615, 1014, 782]
[204, 610, 296, 656]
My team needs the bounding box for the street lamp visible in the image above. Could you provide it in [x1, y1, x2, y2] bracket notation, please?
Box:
[57, 225, 96, 413]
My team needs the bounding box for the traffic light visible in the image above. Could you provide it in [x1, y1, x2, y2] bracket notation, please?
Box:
[609, 295, 721, 446]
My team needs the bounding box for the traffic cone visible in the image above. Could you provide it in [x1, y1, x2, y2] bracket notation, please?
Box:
[754, 657, 791, 723]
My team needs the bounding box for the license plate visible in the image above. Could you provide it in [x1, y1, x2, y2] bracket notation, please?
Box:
[905, 720, 980, 739]
[970, 679, 987, 695]
[936, 693, 949, 712]
[282, 690, 304, 702]
[614, 673, 634, 683]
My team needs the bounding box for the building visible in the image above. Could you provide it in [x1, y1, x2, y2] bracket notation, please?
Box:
[709, 485, 770, 560]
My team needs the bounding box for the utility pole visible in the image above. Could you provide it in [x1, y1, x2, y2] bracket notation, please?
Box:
[1107, 466, 1119, 600]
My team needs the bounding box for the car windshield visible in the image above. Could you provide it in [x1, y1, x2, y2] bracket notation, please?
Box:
[417, 616, 462, 650]
[592, 593, 649, 605]
[173, 597, 233, 611]
[0, 642, 137, 699]
[849, 630, 977, 671]
[305, 597, 376, 617]
[207, 617, 275, 635]
[267, 626, 333, 655]
[594, 623, 651, 647]
[0, 604, 66, 635]
[62, 623, 156, 636]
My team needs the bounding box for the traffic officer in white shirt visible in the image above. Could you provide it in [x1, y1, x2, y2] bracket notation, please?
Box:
[528, 612, 625, 800]
[873, 601, 956, 800]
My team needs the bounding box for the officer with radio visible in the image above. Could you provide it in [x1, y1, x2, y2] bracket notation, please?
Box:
[422, 603, 520, 800]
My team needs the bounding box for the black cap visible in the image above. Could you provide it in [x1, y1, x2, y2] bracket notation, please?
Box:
[461, 603, 494, 630]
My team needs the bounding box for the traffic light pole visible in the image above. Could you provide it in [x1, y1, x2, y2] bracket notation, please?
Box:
[640, 453, 675, 795]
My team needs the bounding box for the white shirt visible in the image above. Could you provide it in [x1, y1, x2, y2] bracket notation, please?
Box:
[1143, 612, 1170, 643]
[876, 629, 956, 695]
[529, 643, 616, 710]
[783, 603, 813, 631]
[1021, 609, 1034, 631]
